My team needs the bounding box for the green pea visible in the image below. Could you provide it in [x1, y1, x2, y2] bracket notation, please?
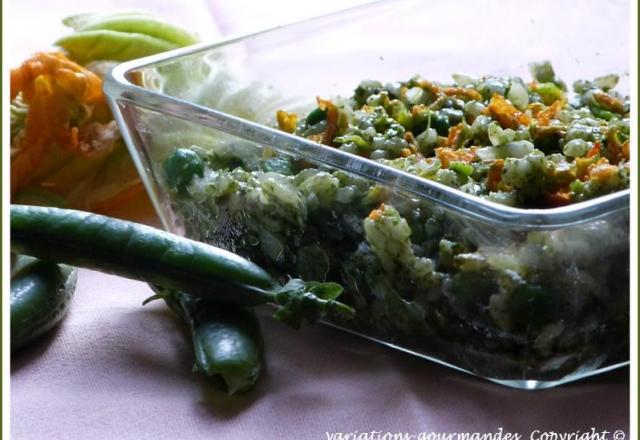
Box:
[428, 111, 450, 136]
[305, 107, 328, 127]
[163, 148, 205, 193]
[440, 108, 464, 126]
[55, 30, 178, 64]
[569, 179, 585, 194]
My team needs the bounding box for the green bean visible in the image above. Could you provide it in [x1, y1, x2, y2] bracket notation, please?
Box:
[55, 30, 178, 64]
[75, 15, 199, 47]
[11, 255, 77, 351]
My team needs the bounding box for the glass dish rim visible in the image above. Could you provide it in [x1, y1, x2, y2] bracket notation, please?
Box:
[103, 0, 630, 231]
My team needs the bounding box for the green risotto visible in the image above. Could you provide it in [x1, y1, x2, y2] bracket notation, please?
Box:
[276, 61, 630, 208]
[162, 61, 630, 381]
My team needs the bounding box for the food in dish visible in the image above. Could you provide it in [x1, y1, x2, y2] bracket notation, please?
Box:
[161, 62, 630, 381]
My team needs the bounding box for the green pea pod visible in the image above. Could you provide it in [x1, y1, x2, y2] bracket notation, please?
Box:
[160, 288, 263, 394]
[55, 30, 178, 64]
[194, 309, 263, 394]
[12, 205, 354, 327]
[63, 12, 146, 31]
[75, 15, 199, 47]
[11, 255, 77, 351]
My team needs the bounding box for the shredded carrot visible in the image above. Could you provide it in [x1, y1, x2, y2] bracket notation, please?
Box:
[485, 93, 531, 129]
[537, 99, 564, 126]
[415, 80, 441, 95]
[545, 190, 572, 207]
[446, 123, 464, 147]
[411, 104, 426, 117]
[442, 87, 482, 101]
[593, 91, 625, 114]
[435, 147, 476, 168]
[588, 160, 619, 183]
[368, 203, 387, 221]
[605, 129, 626, 165]
[621, 141, 630, 161]
[527, 102, 545, 118]
[486, 159, 504, 192]
[586, 141, 601, 158]
[317, 97, 339, 146]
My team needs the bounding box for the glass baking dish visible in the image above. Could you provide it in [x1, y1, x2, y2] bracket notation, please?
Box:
[104, 0, 630, 389]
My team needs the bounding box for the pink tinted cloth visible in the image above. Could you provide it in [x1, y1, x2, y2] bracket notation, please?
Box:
[10, 0, 629, 438]
[11, 270, 629, 439]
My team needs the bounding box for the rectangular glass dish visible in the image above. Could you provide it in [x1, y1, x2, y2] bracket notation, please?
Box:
[104, 0, 630, 389]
